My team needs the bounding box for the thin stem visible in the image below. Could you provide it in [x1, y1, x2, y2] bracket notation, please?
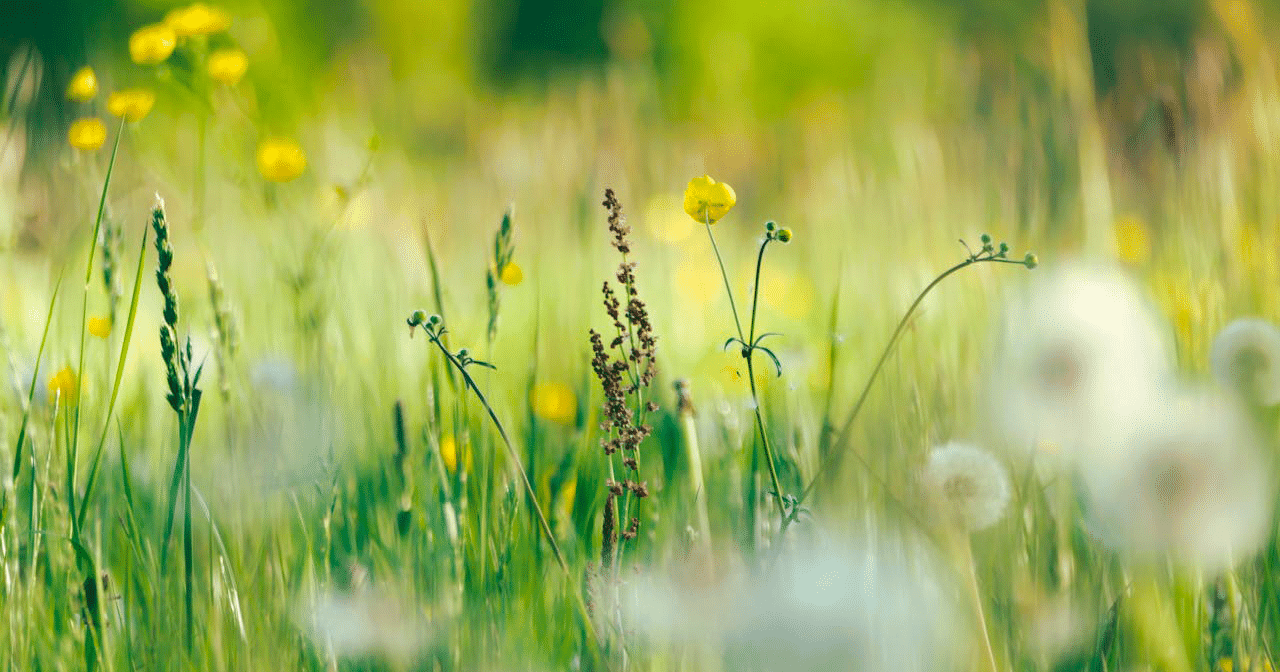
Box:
[794, 256, 1027, 510]
[745, 238, 787, 524]
[704, 222, 745, 341]
[962, 537, 1000, 672]
[425, 333, 567, 573]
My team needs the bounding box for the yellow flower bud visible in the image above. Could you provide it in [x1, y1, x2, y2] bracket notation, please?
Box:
[256, 138, 307, 182]
[682, 175, 736, 224]
[164, 3, 231, 37]
[129, 23, 177, 65]
[107, 88, 156, 122]
[68, 117, 107, 151]
[207, 47, 248, 85]
[66, 66, 98, 102]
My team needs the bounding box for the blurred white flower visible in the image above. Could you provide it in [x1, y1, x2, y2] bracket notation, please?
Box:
[628, 536, 966, 672]
[1078, 388, 1273, 573]
[991, 263, 1173, 468]
[1211, 317, 1280, 406]
[922, 442, 1011, 532]
[304, 589, 431, 662]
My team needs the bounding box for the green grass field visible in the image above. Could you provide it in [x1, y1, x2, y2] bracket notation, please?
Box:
[5, 2, 1280, 670]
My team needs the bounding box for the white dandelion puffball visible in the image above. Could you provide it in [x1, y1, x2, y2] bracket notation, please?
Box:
[922, 442, 1012, 532]
[1211, 317, 1280, 406]
[1078, 388, 1273, 573]
[991, 262, 1173, 466]
[627, 536, 966, 672]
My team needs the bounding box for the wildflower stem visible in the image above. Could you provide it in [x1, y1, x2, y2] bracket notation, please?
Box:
[745, 238, 787, 524]
[961, 536, 1001, 672]
[789, 255, 1028, 528]
[423, 331, 567, 573]
[704, 222, 745, 341]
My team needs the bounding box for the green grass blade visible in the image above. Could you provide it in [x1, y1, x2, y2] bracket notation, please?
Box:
[9, 266, 65, 484]
[76, 224, 149, 531]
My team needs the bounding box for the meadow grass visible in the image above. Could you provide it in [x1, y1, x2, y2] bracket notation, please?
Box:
[7, 5, 1280, 672]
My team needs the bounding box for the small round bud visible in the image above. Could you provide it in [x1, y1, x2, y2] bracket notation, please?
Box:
[765, 220, 776, 232]
[777, 228, 793, 243]
[408, 309, 427, 326]
[1023, 252, 1038, 269]
[428, 314, 441, 326]
[980, 233, 991, 245]
[998, 242, 1009, 254]
[458, 348, 469, 359]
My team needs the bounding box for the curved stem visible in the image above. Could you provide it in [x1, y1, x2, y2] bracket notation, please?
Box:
[748, 239, 770, 343]
[429, 334, 566, 573]
[793, 256, 1027, 513]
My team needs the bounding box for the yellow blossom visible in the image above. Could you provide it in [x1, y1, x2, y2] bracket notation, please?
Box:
[499, 261, 523, 286]
[67, 118, 107, 151]
[88, 316, 111, 339]
[207, 47, 248, 85]
[47, 366, 78, 405]
[1113, 214, 1150, 263]
[438, 435, 472, 474]
[683, 175, 736, 224]
[129, 23, 177, 65]
[65, 66, 98, 102]
[439, 436, 458, 473]
[107, 88, 156, 122]
[164, 3, 231, 37]
[256, 138, 307, 182]
[531, 382, 576, 423]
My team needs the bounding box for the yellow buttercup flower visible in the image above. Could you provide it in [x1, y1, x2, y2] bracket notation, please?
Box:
[129, 23, 177, 65]
[164, 3, 231, 37]
[107, 88, 156, 122]
[88, 316, 111, 339]
[207, 47, 248, 85]
[66, 66, 98, 102]
[257, 138, 307, 182]
[531, 382, 576, 423]
[499, 261, 523, 286]
[683, 175, 736, 224]
[67, 117, 107, 151]
[48, 366, 78, 405]
[1113, 214, 1150, 263]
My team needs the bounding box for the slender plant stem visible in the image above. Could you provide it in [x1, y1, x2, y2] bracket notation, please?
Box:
[794, 256, 1027, 511]
[962, 537, 1000, 672]
[69, 118, 127, 537]
[704, 222, 745, 341]
[425, 333, 566, 573]
[745, 239, 787, 523]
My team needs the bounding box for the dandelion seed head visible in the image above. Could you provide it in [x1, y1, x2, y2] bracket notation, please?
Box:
[1211, 317, 1280, 406]
[922, 441, 1011, 532]
[991, 263, 1172, 465]
[1079, 388, 1273, 573]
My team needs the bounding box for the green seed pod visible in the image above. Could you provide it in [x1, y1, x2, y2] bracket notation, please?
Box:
[777, 228, 793, 243]
[765, 220, 776, 232]
[408, 309, 427, 327]
[980, 233, 992, 245]
[1023, 252, 1038, 269]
